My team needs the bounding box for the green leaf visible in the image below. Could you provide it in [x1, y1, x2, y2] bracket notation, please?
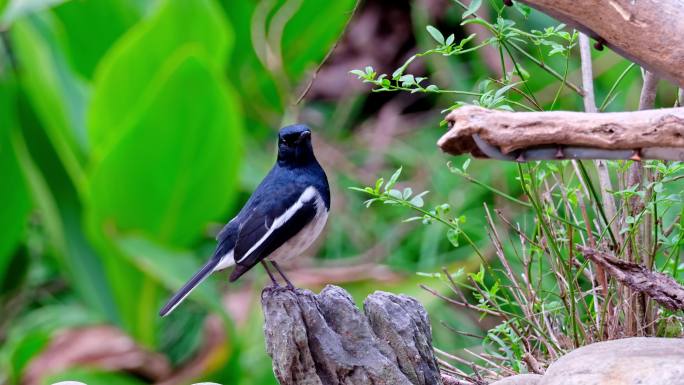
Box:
[388, 189, 403, 200]
[88, 52, 243, 247]
[11, 14, 88, 185]
[385, 167, 403, 192]
[13, 105, 117, 319]
[349, 69, 365, 77]
[0, 0, 8, 17]
[463, 0, 481, 18]
[51, 0, 142, 79]
[1, 0, 66, 27]
[212, 1, 279, 137]
[402, 187, 413, 199]
[88, 0, 232, 151]
[426, 25, 444, 45]
[115, 236, 223, 313]
[374, 177, 384, 194]
[409, 191, 429, 208]
[0, 82, 31, 286]
[447, 228, 460, 247]
[280, 0, 357, 81]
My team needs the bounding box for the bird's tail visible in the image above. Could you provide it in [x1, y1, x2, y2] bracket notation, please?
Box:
[159, 259, 218, 317]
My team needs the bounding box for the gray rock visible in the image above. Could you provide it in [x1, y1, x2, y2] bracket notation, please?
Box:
[261, 285, 443, 385]
[490, 374, 543, 385]
[540, 337, 684, 385]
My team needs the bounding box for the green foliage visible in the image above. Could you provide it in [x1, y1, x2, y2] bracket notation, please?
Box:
[352, 2, 684, 381]
[1, 0, 359, 383]
[88, 53, 242, 247]
[0, 82, 31, 287]
[87, 0, 231, 150]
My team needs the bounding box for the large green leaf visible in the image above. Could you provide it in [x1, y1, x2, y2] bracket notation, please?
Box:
[88, 51, 243, 247]
[0, 81, 31, 292]
[10, 13, 88, 185]
[221, 0, 283, 128]
[0, 0, 66, 27]
[116, 236, 223, 312]
[281, 0, 357, 81]
[52, 0, 142, 79]
[14, 98, 118, 320]
[87, 0, 232, 151]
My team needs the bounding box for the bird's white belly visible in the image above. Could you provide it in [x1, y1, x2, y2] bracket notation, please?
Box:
[268, 205, 328, 263]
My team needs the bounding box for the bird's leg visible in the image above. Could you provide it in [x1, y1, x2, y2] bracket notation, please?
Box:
[270, 261, 295, 290]
[261, 261, 280, 287]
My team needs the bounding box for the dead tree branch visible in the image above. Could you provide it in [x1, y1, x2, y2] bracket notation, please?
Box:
[578, 246, 684, 311]
[516, 0, 684, 88]
[438, 105, 684, 160]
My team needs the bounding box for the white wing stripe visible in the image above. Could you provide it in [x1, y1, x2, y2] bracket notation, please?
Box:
[213, 249, 235, 271]
[236, 186, 318, 264]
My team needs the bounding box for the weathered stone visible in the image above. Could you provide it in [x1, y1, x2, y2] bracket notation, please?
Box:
[540, 337, 684, 385]
[491, 374, 543, 385]
[261, 285, 442, 385]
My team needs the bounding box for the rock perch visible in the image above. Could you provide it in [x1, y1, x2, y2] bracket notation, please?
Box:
[261, 285, 443, 385]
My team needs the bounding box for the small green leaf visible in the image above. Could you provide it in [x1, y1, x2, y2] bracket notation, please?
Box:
[426, 25, 444, 45]
[349, 69, 365, 77]
[388, 189, 403, 200]
[409, 191, 428, 207]
[385, 167, 403, 192]
[374, 177, 385, 194]
[462, 158, 471, 172]
[463, 0, 481, 18]
[447, 228, 460, 247]
[445, 33, 455, 46]
[403, 216, 423, 222]
[402, 187, 413, 199]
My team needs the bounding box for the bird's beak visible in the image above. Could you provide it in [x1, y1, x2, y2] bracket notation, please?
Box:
[297, 131, 311, 143]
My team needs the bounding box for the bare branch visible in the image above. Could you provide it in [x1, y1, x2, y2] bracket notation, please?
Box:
[639, 71, 660, 110]
[517, 0, 684, 88]
[439, 106, 684, 159]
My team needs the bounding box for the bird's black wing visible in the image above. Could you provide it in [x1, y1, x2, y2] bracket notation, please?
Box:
[228, 187, 318, 281]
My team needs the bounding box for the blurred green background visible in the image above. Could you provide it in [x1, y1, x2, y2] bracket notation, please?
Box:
[0, 0, 676, 384]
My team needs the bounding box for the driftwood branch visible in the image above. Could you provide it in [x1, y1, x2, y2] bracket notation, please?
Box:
[261, 285, 442, 385]
[578, 246, 684, 311]
[516, 0, 684, 88]
[438, 106, 684, 160]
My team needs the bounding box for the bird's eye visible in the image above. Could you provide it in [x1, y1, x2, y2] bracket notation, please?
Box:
[282, 135, 298, 146]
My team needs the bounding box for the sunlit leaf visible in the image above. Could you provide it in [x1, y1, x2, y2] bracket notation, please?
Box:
[11, 13, 89, 184]
[426, 25, 444, 45]
[88, 0, 232, 151]
[88, 52, 243, 247]
[463, 0, 481, 18]
[52, 0, 142, 78]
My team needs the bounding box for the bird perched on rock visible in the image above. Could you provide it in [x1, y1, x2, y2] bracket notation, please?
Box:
[159, 124, 330, 317]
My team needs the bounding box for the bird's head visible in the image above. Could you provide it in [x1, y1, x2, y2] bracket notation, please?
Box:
[277, 124, 314, 165]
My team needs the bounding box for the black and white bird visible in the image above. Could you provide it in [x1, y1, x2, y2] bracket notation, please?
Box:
[159, 124, 330, 317]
